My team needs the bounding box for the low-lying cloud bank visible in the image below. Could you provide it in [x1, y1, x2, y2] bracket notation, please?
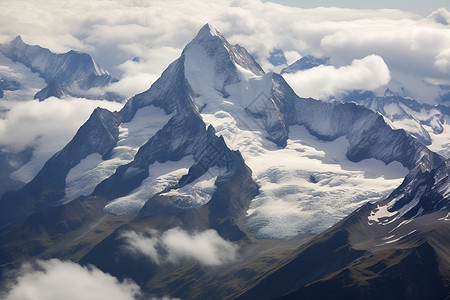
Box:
[2, 259, 141, 300]
[0, 97, 123, 153]
[123, 228, 239, 266]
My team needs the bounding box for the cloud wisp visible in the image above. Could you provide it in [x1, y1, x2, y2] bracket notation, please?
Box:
[282, 54, 391, 99]
[2, 259, 141, 300]
[123, 228, 239, 266]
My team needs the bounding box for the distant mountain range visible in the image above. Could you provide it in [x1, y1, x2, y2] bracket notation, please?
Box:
[281, 54, 450, 158]
[0, 24, 448, 299]
[0, 35, 123, 101]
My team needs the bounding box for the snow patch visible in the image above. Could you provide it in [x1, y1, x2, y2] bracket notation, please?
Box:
[428, 122, 450, 159]
[388, 219, 414, 233]
[161, 166, 224, 208]
[376, 230, 417, 246]
[368, 204, 398, 224]
[63, 153, 104, 202]
[382, 235, 396, 240]
[103, 156, 195, 215]
[438, 212, 450, 221]
[369, 186, 426, 227]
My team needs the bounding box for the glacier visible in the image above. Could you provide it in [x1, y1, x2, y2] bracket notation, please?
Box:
[182, 24, 410, 237]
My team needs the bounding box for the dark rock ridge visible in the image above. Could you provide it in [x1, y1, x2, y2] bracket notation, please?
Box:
[276, 242, 448, 300]
[376, 159, 450, 222]
[268, 48, 287, 66]
[0, 35, 122, 101]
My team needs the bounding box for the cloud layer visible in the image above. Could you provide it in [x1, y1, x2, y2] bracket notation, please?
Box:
[0, 97, 122, 152]
[0, 97, 123, 183]
[1, 1, 448, 99]
[2, 259, 140, 300]
[123, 228, 239, 266]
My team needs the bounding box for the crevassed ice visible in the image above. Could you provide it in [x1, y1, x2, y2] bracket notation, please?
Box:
[62, 105, 172, 203]
[246, 126, 408, 238]
[183, 44, 408, 238]
[161, 166, 225, 208]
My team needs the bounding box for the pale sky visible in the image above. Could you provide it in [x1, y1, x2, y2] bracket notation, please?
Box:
[263, 0, 450, 16]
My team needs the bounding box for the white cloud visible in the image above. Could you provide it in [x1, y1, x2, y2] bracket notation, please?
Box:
[2, 259, 140, 300]
[0, 98, 123, 152]
[434, 49, 450, 73]
[123, 228, 239, 266]
[282, 54, 391, 99]
[428, 7, 450, 25]
[106, 45, 181, 97]
[284, 50, 302, 65]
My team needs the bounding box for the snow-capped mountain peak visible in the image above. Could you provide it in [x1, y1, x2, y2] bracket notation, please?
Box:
[185, 23, 264, 78]
[179, 24, 289, 152]
[191, 23, 221, 42]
